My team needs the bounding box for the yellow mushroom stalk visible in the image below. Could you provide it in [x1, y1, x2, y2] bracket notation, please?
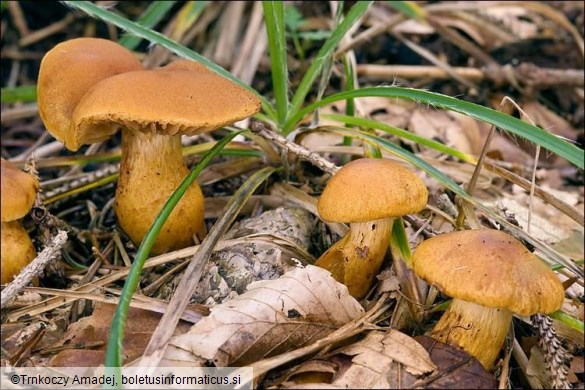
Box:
[316, 158, 428, 298]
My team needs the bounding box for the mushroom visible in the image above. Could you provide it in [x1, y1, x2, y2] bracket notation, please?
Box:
[315, 158, 428, 298]
[412, 229, 565, 369]
[1, 159, 39, 284]
[38, 38, 261, 254]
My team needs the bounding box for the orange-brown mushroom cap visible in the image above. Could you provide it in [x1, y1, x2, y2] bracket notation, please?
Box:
[318, 158, 428, 223]
[37, 37, 143, 151]
[1, 159, 39, 222]
[70, 59, 261, 143]
[412, 229, 565, 316]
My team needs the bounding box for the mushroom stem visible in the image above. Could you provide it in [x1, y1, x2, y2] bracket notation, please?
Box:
[115, 130, 207, 254]
[430, 299, 512, 369]
[1, 221, 36, 284]
[315, 217, 394, 298]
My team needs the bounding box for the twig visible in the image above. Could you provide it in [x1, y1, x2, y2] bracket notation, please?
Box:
[250, 122, 339, 175]
[1, 230, 68, 307]
[355, 64, 585, 88]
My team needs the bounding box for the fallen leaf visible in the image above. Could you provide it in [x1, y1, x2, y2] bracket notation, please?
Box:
[49, 303, 191, 367]
[278, 330, 435, 388]
[415, 335, 499, 389]
[162, 265, 364, 367]
[526, 345, 552, 389]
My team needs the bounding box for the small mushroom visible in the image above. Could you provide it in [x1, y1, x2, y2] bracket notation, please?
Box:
[38, 38, 261, 254]
[1, 159, 39, 284]
[315, 158, 428, 298]
[412, 229, 565, 369]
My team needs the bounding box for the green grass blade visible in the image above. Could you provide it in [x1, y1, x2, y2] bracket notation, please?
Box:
[61, 1, 274, 115]
[386, 1, 426, 20]
[550, 310, 584, 334]
[263, 1, 290, 127]
[288, 1, 373, 120]
[1, 85, 37, 103]
[324, 113, 475, 162]
[284, 87, 584, 168]
[104, 130, 243, 370]
[118, 1, 178, 50]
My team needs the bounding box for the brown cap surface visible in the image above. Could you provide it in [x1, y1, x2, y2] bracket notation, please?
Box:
[1, 159, 39, 222]
[38, 38, 143, 151]
[412, 229, 565, 316]
[70, 60, 261, 144]
[317, 158, 428, 223]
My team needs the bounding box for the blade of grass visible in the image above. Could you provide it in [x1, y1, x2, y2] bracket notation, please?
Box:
[61, 1, 275, 117]
[139, 165, 278, 368]
[284, 87, 584, 168]
[550, 310, 584, 334]
[263, 1, 289, 127]
[341, 55, 355, 163]
[117, 1, 178, 50]
[386, 0, 427, 20]
[324, 113, 475, 162]
[104, 130, 243, 372]
[288, 1, 372, 120]
[1, 85, 37, 103]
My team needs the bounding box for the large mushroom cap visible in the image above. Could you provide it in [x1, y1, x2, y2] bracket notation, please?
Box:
[1, 159, 39, 222]
[37, 38, 143, 151]
[412, 229, 565, 316]
[317, 158, 428, 223]
[70, 59, 261, 145]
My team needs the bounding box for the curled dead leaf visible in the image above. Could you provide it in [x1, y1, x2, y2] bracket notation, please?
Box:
[276, 330, 436, 388]
[161, 265, 364, 367]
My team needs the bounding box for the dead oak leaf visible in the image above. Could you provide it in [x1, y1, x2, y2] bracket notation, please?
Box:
[162, 265, 364, 367]
[278, 330, 436, 389]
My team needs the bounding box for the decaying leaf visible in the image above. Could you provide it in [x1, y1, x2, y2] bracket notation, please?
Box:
[414, 335, 498, 389]
[526, 345, 553, 389]
[48, 303, 191, 367]
[161, 265, 364, 367]
[277, 330, 436, 388]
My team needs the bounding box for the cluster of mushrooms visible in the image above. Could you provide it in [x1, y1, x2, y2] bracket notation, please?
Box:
[1, 37, 566, 374]
[315, 157, 565, 370]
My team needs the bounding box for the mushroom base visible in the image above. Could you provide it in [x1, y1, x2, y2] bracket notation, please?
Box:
[430, 299, 512, 369]
[315, 218, 393, 298]
[1, 220, 36, 284]
[115, 130, 207, 254]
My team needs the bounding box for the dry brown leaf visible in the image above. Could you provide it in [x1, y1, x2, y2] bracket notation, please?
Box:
[408, 109, 481, 156]
[526, 345, 553, 389]
[278, 330, 435, 389]
[161, 265, 364, 367]
[414, 335, 499, 389]
[521, 100, 579, 142]
[488, 196, 575, 244]
[48, 303, 191, 367]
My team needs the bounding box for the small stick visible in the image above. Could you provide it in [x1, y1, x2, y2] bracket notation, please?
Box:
[250, 122, 339, 175]
[1, 230, 68, 307]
